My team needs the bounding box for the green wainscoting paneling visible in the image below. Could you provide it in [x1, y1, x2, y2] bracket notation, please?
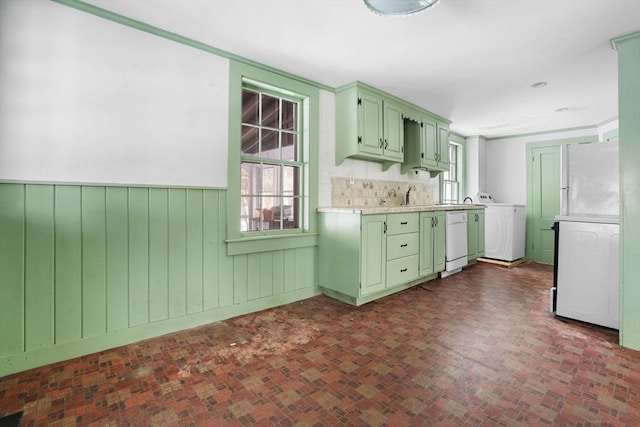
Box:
[0, 183, 320, 376]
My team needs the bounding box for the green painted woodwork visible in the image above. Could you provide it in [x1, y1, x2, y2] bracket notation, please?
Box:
[401, 113, 451, 175]
[226, 61, 319, 248]
[361, 215, 387, 295]
[383, 98, 405, 161]
[0, 184, 25, 357]
[612, 32, 640, 350]
[525, 137, 596, 263]
[335, 82, 406, 168]
[25, 185, 55, 350]
[419, 211, 446, 276]
[318, 210, 443, 306]
[433, 212, 446, 273]
[467, 209, 485, 262]
[530, 146, 560, 264]
[0, 183, 320, 376]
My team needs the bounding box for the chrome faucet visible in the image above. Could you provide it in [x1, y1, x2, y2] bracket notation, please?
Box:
[405, 186, 413, 205]
[463, 196, 473, 204]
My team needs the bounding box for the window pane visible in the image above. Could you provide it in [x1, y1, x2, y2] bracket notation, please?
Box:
[242, 89, 259, 125]
[282, 100, 297, 131]
[283, 165, 299, 196]
[262, 165, 280, 195]
[241, 125, 259, 156]
[451, 182, 459, 201]
[241, 162, 261, 196]
[282, 132, 297, 161]
[241, 196, 261, 232]
[262, 95, 279, 128]
[261, 129, 279, 159]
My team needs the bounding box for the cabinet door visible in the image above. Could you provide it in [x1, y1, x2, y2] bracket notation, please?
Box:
[383, 99, 404, 161]
[421, 118, 438, 168]
[433, 212, 446, 272]
[477, 210, 485, 258]
[357, 91, 384, 156]
[419, 212, 435, 276]
[437, 124, 450, 168]
[467, 212, 478, 259]
[361, 215, 386, 295]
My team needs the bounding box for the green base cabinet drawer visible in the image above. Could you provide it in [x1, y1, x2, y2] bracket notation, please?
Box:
[387, 232, 419, 260]
[386, 213, 419, 235]
[386, 255, 419, 288]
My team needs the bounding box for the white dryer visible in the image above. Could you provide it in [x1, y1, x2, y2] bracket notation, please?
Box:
[474, 193, 526, 262]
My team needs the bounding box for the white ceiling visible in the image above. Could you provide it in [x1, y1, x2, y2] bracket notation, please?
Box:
[85, 0, 640, 138]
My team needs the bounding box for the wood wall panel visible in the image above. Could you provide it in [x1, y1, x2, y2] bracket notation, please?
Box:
[24, 185, 55, 350]
[0, 183, 319, 376]
[81, 186, 107, 338]
[53, 186, 82, 344]
[0, 184, 25, 357]
[105, 187, 129, 332]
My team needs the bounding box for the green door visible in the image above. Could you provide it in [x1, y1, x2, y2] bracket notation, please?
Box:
[360, 215, 386, 295]
[419, 212, 434, 276]
[358, 91, 384, 156]
[531, 146, 560, 264]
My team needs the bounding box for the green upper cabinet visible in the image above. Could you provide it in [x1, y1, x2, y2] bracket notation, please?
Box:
[336, 82, 404, 169]
[401, 114, 451, 176]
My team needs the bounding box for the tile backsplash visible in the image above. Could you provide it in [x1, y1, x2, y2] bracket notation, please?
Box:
[331, 177, 434, 208]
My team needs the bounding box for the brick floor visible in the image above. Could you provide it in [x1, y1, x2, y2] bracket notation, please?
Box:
[1, 262, 639, 426]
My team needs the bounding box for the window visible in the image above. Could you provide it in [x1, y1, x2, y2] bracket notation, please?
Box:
[240, 87, 303, 232]
[226, 60, 319, 253]
[442, 142, 462, 204]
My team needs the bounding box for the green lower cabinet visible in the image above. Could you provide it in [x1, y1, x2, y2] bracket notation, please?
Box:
[419, 211, 446, 276]
[467, 209, 485, 262]
[319, 211, 429, 306]
[361, 215, 387, 295]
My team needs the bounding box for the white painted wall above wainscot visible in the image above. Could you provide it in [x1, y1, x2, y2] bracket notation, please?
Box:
[486, 127, 600, 205]
[317, 90, 440, 208]
[0, 0, 229, 188]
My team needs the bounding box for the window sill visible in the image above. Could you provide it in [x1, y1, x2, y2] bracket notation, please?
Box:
[226, 232, 319, 256]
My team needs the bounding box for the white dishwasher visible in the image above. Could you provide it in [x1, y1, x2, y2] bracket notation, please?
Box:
[442, 211, 468, 278]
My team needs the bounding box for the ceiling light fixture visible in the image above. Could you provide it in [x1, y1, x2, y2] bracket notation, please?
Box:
[363, 0, 440, 16]
[531, 81, 548, 88]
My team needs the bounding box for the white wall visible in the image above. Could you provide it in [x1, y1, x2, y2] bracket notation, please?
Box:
[598, 118, 619, 141]
[464, 135, 486, 199]
[485, 128, 598, 205]
[317, 90, 439, 207]
[0, 0, 229, 188]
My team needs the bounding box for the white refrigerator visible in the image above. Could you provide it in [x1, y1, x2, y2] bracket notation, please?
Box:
[552, 141, 620, 329]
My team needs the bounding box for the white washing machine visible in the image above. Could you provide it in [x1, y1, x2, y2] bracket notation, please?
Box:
[475, 193, 526, 262]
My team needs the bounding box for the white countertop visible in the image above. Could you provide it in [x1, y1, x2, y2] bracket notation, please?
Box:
[555, 215, 620, 224]
[318, 204, 485, 215]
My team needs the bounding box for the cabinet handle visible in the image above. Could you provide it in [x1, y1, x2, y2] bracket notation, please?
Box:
[384, 139, 388, 149]
[434, 217, 438, 226]
[379, 138, 384, 148]
[431, 217, 435, 227]
[400, 243, 408, 248]
[400, 268, 408, 273]
[400, 221, 408, 225]
[383, 221, 387, 234]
